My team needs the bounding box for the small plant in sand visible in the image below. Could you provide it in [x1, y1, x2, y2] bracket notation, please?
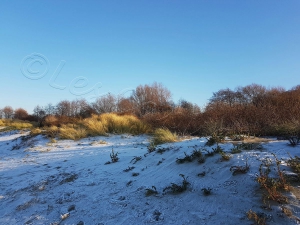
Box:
[230, 144, 242, 154]
[145, 186, 158, 196]
[256, 154, 289, 204]
[238, 142, 263, 150]
[220, 152, 232, 161]
[201, 187, 212, 196]
[287, 153, 300, 177]
[99, 140, 107, 144]
[230, 134, 245, 141]
[212, 145, 224, 154]
[176, 148, 205, 164]
[130, 156, 142, 164]
[163, 174, 190, 194]
[205, 135, 224, 147]
[176, 152, 193, 164]
[287, 136, 300, 146]
[204, 149, 215, 157]
[123, 166, 135, 172]
[110, 148, 119, 162]
[230, 159, 250, 175]
[49, 138, 57, 143]
[105, 148, 119, 164]
[147, 142, 156, 153]
[246, 209, 266, 225]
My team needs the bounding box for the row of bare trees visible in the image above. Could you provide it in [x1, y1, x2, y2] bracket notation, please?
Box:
[0, 106, 29, 120]
[3, 82, 300, 136]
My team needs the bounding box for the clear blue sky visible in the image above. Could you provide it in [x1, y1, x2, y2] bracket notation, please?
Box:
[1, 1, 300, 113]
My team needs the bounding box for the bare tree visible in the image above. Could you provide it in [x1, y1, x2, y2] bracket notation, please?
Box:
[93, 93, 117, 114]
[55, 100, 71, 116]
[14, 108, 29, 120]
[117, 97, 135, 114]
[44, 103, 55, 116]
[33, 105, 45, 125]
[130, 82, 172, 116]
[3, 106, 14, 119]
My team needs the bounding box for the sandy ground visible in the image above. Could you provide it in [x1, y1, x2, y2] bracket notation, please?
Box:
[0, 130, 299, 225]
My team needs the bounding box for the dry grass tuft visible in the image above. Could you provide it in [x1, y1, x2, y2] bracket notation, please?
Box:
[59, 124, 87, 140]
[82, 113, 151, 136]
[247, 210, 266, 225]
[152, 128, 178, 145]
[0, 119, 35, 130]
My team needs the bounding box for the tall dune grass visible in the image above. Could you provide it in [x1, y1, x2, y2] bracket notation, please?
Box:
[151, 128, 178, 145]
[56, 113, 151, 140]
[59, 124, 87, 140]
[0, 119, 35, 130]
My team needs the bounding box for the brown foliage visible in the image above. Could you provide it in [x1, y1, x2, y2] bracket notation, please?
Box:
[14, 108, 29, 120]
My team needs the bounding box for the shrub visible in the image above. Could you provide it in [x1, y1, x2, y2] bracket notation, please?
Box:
[163, 174, 190, 194]
[176, 152, 193, 164]
[246, 210, 266, 225]
[151, 128, 177, 145]
[44, 126, 59, 138]
[230, 134, 245, 141]
[49, 138, 57, 143]
[123, 166, 135, 172]
[287, 154, 300, 177]
[201, 187, 212, 196]
[145, 186, 158, 196]
[220, 152, 232, 161]
[147, 143, 156, 153]
[230, 159, 250, 175]
[238, 143, 263, 150]
[212, 145, 224, 154]
[205, 135, 224, 146]
[110, 148, 119, 163]
[176, 149, 205, 164]
[30, 128, 42, 136]
[130, 156, 142, 164]
[230, 145, 242, 154]
[256, 155, 289, 204]
[287, 136, 300, 146]
[43, 115, 58, 126]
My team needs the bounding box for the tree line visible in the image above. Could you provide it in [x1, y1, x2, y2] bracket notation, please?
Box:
[2, 82, 300, 136]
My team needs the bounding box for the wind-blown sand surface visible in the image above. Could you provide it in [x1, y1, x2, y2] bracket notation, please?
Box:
[0, 130, 299, 224]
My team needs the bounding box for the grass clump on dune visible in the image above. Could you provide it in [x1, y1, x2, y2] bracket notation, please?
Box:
[0, 119, 35, 131]
[151, 128, 178, 146]
[83, 113, 151, 136]
[82, 115, 107, 136]
[53, 113, 151, 140]
[59, 124, 87, 140]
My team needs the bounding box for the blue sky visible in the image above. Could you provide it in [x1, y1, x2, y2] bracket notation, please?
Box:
[1, 1, 300, 113]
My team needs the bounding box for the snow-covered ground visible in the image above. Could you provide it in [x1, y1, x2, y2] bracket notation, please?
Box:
[0, 130, 299, 225]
